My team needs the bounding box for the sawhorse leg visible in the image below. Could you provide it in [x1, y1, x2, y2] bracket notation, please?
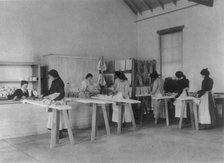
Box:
[128, 104, 136, 130]
[91, 104, 98, 141]
[165, 99, 170, 126]
[117, 104, 124, 134]
[188, 101, 195, 129]
[62, 110, 75, 145]
[179, 101, 186, 129]
[50, 109, 60, 148]
[193, 103, 199, 130]
[102, 104, 110, 136]
[154, 99, 159, 124]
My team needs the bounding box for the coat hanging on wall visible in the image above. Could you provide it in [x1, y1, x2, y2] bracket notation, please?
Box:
[97, 56, 107, 93]
[97, 56, 107, 72]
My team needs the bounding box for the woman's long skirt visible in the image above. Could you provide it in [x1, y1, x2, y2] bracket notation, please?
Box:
[112, 104, 132, 123]
[47, 110, 67, 130]
[152, 99, 166, 119]
[198, 92, 217, 127]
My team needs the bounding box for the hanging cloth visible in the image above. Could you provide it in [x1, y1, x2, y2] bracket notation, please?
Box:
[97, 57, 107, 93]
[97, 57, 107, 72]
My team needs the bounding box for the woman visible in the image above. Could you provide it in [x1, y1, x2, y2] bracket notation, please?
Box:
[111, 71, 131, 125]
[150, 71, 165, 124]
[80, 73, 99, 97]
[197, 68, 217, 129]
[174, 71, 190, 119]
[44, 69, 67, 138]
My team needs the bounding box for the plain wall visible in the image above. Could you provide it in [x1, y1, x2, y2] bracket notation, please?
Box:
[0, 0, 137, 62]
[137, 0, 224, 92]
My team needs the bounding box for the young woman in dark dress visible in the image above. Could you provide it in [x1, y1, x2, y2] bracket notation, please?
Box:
[44, 69, 67, 138]
[197, 68, 217, 129]
[174, 71, 190, 120]
[175, 71, 190, 98]
[45, 70, 65, 100]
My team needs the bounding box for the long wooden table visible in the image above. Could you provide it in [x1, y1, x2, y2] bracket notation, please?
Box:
[22, 99, 74, 148]
[65, 98, 114, 141]
[91, 96, 141, 134]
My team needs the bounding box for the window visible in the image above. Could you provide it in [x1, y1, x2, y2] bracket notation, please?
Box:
[158, 26, 184, 78]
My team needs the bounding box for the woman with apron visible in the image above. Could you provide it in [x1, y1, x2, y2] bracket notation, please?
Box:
[44, 69, 67, 138]
[150, 71, 165, 124]
[111, 72, 131, 126]
[197, 68, 217, 129]
[174, 71, 190, 121]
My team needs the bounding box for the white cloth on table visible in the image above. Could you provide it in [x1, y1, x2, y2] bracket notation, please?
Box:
[198, 92, 211, 124]
[174, 88, 188, 118]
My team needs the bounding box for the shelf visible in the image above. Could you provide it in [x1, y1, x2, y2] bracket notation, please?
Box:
[0, 80, 38, 83]
[0, 61, 41, 95]
[0, 62, 39, 66]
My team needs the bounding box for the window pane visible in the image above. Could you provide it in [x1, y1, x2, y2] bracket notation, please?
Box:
[160, 31, 182, 78]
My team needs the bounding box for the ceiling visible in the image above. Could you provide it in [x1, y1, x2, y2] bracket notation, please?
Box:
[123, 0, 213, 15]
[123, 0, 180, 15]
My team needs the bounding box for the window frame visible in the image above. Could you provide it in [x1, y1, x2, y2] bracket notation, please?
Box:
[157, 25, 184, 78]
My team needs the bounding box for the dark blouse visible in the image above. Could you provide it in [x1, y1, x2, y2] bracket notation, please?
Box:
[45, 78, 65, 101]
[197, 76, 213, 98]
[8, 89, 29, 100]
[175, 78, 189, 98]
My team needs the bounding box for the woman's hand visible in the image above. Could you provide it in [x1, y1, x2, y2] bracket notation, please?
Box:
[39, 94, 44, 98]
[43, 95, 49, 99]
[42, 99, 52, 105]
[21, 96, 27, 99]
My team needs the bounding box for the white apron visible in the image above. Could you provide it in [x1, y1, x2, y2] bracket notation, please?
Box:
[112, 93, 131, 123]
[152, 93, 166, 119]
[174, 88, 188, 118]
[198, 92, 211, 124]
[47, 107, 67, 130]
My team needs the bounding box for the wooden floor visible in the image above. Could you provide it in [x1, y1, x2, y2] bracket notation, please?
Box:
[0, 118, 223, 163]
